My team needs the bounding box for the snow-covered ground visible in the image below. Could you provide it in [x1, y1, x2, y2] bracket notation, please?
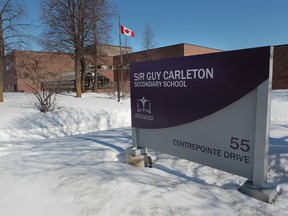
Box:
[0, 91, 287, 216]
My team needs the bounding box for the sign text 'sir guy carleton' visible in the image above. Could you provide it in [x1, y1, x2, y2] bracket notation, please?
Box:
[133, 68, 213, 88]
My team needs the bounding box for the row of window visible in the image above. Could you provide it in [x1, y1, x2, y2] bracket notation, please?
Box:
[5, 64, 120, 72]
[89, 64, 113, 70]
[4, 84, 17, 91]
[4, 64, 114, 72]
[5, 65, 12, 71]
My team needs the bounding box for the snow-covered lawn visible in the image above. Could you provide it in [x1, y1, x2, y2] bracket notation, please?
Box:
[0, 91, 287, 216]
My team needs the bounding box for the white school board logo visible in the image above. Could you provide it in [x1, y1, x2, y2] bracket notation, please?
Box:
[135, 97, 154, 121]
[137, 97, 151, 114]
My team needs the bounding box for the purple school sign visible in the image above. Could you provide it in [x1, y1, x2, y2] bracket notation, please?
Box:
[130, 46, 273, 187]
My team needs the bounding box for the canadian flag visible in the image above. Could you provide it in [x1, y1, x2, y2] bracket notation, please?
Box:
[120, 25, 135, 37]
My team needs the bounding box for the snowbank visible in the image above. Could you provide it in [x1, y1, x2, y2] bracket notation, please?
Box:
[0, 91, 287, 216]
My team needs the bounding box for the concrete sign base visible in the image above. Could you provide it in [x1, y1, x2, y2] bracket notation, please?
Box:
[239, 179, 279, 203]
[125, 146, 152, 168]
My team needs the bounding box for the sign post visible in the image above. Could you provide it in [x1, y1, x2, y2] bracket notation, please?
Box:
[128, 46, 278, 202]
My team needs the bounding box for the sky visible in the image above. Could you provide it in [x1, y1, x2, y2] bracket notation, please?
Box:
[24, 0, 288, 52]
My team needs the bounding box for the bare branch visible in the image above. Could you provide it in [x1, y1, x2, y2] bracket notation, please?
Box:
[16, 52, 68, 112]
[40, 0, 114, 96]
[141, 24, 157, 61]
[0, 0, 29, 102]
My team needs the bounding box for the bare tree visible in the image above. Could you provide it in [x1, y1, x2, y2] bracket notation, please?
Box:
[40, 0, 84, 98]
[141, 23, 156, 61]
[86, 0, 113, 92]
[40, 0, 113, 97]
[0, 0, 28, 102]
[17, 53, 64, 113]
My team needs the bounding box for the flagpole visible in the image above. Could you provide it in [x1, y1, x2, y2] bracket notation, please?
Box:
[118, 16, 123, 66]
[117, 16, 122, 102]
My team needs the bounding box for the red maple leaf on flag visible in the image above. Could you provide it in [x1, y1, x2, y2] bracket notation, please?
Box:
[120, 25, 135, 37]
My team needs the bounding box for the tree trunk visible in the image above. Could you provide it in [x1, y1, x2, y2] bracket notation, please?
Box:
[92, 16, 98, 92]
[92, 50, 98, 92]
[75, 53, 82, 97]
[80, 57, 85, 93]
